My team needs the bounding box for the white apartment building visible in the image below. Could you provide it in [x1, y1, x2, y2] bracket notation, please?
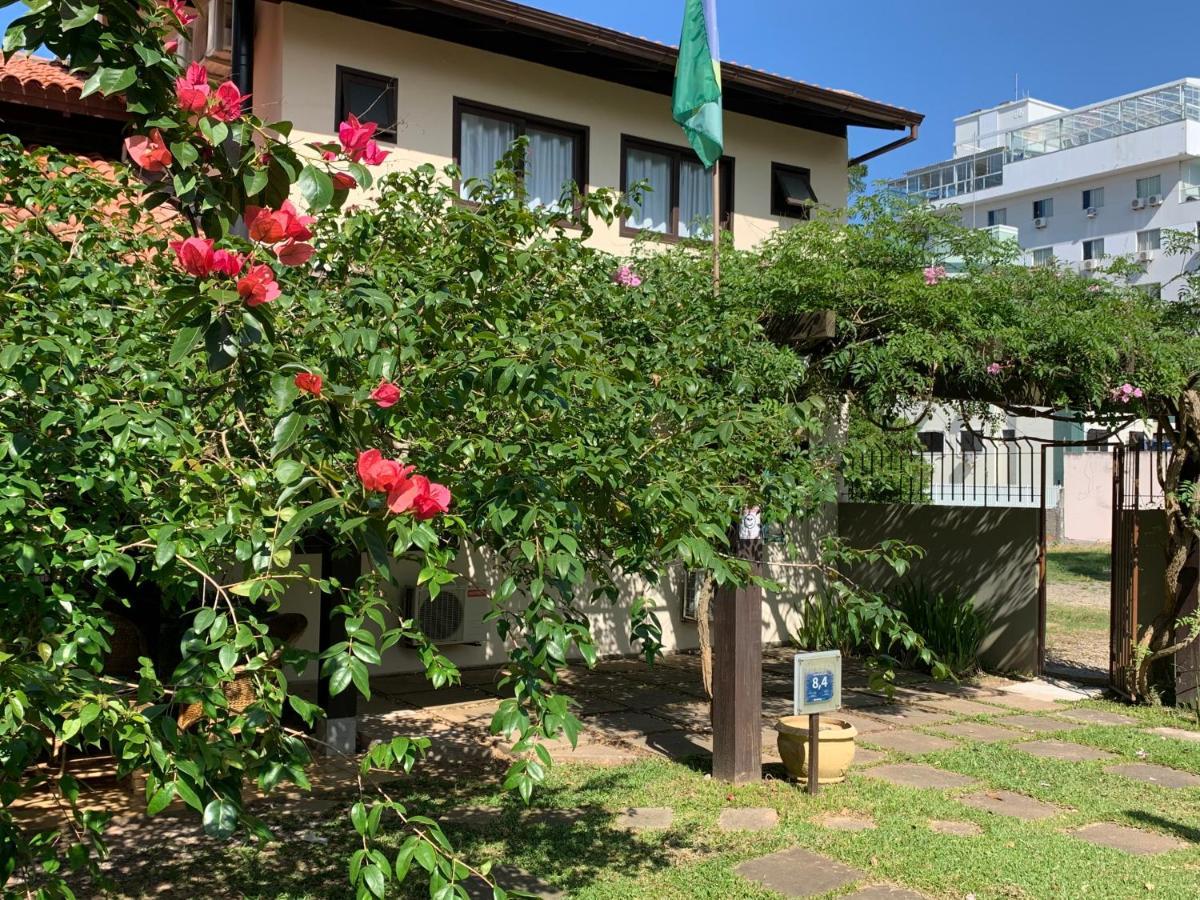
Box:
[893, 79, 1200, 300]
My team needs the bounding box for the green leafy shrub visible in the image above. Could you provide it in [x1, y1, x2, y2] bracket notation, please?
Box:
[888, 582, 989, 676]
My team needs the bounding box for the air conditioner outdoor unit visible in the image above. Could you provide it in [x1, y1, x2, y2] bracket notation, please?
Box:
[1131, 198, 1147, 210]
[1136, 250, 1154, 263]
[1086, 207, 1098, 218]
[400, 582, 486, 645]
[1081, 259, 1100, 271]
[1033, 216, 1047, 229]
[1148, 194, 1163, 207]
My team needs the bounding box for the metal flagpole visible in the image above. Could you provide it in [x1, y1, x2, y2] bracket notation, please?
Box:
[712, 163, 720, 292]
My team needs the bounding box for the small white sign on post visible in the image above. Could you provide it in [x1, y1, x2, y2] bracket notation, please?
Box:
[793, 649, 842, 716]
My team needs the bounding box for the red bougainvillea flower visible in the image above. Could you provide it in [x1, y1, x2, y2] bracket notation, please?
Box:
[338, 114, 376, 155]
[211, 248, 245, 277]
[164, 39, 179, 55]
[294, 372, 323, 396]
[332, 171, 357, 190]
[276, 239, 315, 267]
[169, 236, 215, 277]
[358, 141, 390, 166]
[209, 81, 247, 122]
[411, 476, 452, 520]
[125, 129, 173, 173]
[175, 63, 210, 112]
[245, 201, 315, 244]
[163, 0, 197, 27]
[236, 264, 281, 307]
[357, 450, 413, 494]
[368, 379, 402, 408]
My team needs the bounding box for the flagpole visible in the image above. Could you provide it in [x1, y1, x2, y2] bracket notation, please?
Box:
[712, 163, 720, 294]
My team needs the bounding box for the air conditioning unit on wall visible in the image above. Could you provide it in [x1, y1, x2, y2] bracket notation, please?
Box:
[1086, 207, 1098, 218]
[1033, 216, 1047, 229]
[1131, 197, 1147, 210]
[1081, 259, 1101, 271]
[1136, 250, 1155, 263]
[401, 583, 488, 645]
[1148, 194, 1163, 207]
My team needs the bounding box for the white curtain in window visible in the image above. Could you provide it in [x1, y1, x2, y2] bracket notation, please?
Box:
[526, 128, 575, 211]
[626, 148, 671, 233]
[460, 112, 516, 198]
[679, 160, 713, 238]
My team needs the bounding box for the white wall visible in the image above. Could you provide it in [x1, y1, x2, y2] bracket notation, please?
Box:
[256, 2, 850, 255]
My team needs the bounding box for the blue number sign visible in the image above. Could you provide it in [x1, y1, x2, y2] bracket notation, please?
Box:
[805, 671, 834, 704]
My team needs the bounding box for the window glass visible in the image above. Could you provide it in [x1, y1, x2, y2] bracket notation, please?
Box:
[1033, 198, 1053, 218]
[1082, 188, 1104, 209]
[459, 112, 517, 197]
[1137, 229, 1161, 251]
[1183, 161, 1200, 199]
[917, 432, 944, 453]
[525, 127, 576, 211]
[1136, 175, 1162, 199]
[337, 69, 398, 141]
[987, 208, 1007, 227]
[1031, 247, 1055, 266]
[678, 159, 713, 238]
[625, 147, 672, 233]
[1083, 238, 1104, 260]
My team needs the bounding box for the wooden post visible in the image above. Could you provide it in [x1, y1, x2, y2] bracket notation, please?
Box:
[712, 529, 762, 783]
[807, 713, 820, 795]
[317, 543, 360, 755]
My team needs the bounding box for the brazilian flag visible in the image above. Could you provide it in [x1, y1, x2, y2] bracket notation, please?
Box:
[672, 0, 723, 169]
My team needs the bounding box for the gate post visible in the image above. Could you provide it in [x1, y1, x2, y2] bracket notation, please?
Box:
[712, 524, 763, 784]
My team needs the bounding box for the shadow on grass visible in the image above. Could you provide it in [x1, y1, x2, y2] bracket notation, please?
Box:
[1125, 810, 1200, 844]
[1046, 548, 1111, 583]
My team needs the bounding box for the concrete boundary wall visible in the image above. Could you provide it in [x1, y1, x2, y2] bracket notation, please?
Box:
[838, 503, 1040, 674]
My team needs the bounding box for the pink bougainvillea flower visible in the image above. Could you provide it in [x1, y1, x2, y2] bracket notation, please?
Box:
[125, 129, 173, 173]
[164, 38, 179, 55]
[162, 0, 197, 27]
[211, 248, 245, 277]
[276, 239, 315, 267]
[358, 140, 390, 166]
[923, 265, 947, 286]
[236, 263, 281, 307]
[246, 201, 315, 245]
[1087, 283, 1103, 293]
[1133, 388, 1145, 398]
[338, 113, 376, 155]
[357, 450, 413, 494]
[209, 81, 247, 122]
[613, 265, 642, 288]
[986, 362, 1003, 376]
[410, 476, 452, 520]
[168, 236, 215, 277]
[332, 171, 357, 190]
[294, 372, 323, 396]
[175, 63, 210, 112]
[368, 379, 402, 409]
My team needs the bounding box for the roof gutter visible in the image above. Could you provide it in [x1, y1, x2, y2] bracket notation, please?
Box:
[848, 123, 919, 168]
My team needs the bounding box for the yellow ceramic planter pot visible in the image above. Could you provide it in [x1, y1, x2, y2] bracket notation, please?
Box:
[775, 715, 857, 784]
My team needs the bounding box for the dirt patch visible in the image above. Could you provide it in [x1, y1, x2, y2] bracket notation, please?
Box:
[1045, 575, 1109, 675]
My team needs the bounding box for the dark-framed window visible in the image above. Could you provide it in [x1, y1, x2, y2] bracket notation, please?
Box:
[335, 66, 398, 143]
[917, 431, 944, 453]
[620, 134, 733, 241]
[770, 162, 816, 220]
[960, 430, 985, 453]
[452, 98, 588, 212]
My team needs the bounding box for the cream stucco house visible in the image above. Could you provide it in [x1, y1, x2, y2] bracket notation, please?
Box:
[178, 1, 922, 695]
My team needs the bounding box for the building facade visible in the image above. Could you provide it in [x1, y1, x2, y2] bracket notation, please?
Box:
[893, 80, 1200, 300]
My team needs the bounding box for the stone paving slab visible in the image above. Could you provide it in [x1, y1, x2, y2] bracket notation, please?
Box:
[845, 887, 930, 899]
[570, 691, 629, 715]
[919, 682, 1002, 700]
[984, 694, 1066, 712]
[862, 730, 958, 755]
[861, 763, 979, 790]
[959, 790, 1063, 820]
[588, 710, 676, 738]
[616, 688, 697, 710]
[995, 714, 1086, 734]
[1070, 822, 1188, 855]
[464, 865, 564, 899]
[1015, 740, 1117, 762]
[636, 729, 713, 760]
[614, 807, 674, 831]
[841, 690, 893, 709]
[852, 748, 887, 767]
[523, 807, 594, 827]
[859, 705, 956, 727]
[1105, 763, 1200, 789]
[933, 721, 1022, 744]
[734, 846, 863, 897]
[929, 819, 983, 836]
[443, 806, 505, 828]
[654, 699, 712, 730]
[718, 807, 779, 832]
[401, 686, 490, 708]
[834, 712, 894, 735]
[1148, 726, 1200, 743]
[917, 697, 1007, 717]
[1058, 708, 1136, 726]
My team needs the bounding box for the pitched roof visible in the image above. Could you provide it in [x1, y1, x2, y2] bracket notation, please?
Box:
[0, 53, 128, 119]
[290, 0, 923, 135]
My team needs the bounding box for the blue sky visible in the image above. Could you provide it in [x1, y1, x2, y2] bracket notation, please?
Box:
[5, 1, 1197, 182]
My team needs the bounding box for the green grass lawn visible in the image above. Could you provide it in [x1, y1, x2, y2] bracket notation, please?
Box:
[1047, 603, 1110, 633]
[105, 698, 1200, 900]
[1046, 544, 1111, 585]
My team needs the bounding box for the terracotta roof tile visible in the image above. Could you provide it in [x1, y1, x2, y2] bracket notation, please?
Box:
[0, 52, 128, 118]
